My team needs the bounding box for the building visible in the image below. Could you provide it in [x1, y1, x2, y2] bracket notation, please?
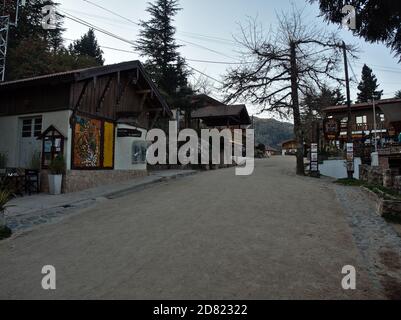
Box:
[0, 61, 171, 193]
[266, 146, 280, 156]
[281, 139, 297, 156]
[323, 98, 401, 164]
[191, 104, 251, 129]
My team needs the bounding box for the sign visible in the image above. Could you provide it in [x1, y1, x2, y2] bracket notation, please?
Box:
[310, 143, 319, 175]
[117, 128, 143, 138]
[324, 118, 340, 140]
[346, 143, 354, 172]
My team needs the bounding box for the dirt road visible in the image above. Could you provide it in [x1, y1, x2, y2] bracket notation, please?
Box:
[0, 157, 392, 299]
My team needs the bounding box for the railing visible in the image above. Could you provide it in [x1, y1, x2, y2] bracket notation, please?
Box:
[340, 122, 387, 132]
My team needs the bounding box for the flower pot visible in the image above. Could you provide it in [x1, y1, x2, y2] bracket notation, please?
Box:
[48, 174, 63, 195]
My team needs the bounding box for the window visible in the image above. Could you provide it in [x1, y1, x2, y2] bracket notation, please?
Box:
[21, 117, 42, 138]
[356, 115, 367, 125]
[340, 117, 348, 129]
[132, 141, 147, 164]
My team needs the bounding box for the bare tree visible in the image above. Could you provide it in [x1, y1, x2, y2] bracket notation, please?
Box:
[190, 74, 216, 96]
[223, 9, 356, 175]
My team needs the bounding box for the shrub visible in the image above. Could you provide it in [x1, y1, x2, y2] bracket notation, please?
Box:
[0, 190, 13, 240]
[49, 155, 66, 175]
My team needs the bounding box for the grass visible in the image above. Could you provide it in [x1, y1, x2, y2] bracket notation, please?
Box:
[334, 178, 365, 187]
[334, 179, 401, 200]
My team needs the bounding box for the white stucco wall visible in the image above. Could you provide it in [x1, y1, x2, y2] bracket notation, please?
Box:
[319, 158, 362, 180]
[114, 124, 148, 171]
[0, 110, 72, 169]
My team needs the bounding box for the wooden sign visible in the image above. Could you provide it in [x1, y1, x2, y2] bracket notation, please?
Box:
[324, 118, 340, 140]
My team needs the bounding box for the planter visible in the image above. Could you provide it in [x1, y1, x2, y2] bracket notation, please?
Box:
[48, 174, 63, 195]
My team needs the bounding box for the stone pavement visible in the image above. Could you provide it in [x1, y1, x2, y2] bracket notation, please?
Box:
[5, 170, 197, 233]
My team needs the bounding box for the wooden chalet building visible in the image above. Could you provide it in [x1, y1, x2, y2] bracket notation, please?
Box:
[323, 98, 401, 163]
[0, 61, 171, 192]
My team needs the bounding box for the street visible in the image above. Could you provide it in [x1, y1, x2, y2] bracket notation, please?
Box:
[0, 157, 399, 299]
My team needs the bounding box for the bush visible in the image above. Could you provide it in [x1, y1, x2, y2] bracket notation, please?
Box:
[0, 226, 12, 240]
[0, 190, 13, 240]
[49, 155, 66, 175]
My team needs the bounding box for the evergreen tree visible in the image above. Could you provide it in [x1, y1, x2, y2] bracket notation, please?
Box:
[135, 0, 191, 103]
[395, 90, 401, 99]
[310, 0, 401, 62]
[70, 29, 104, 65]
[357, 64, 383, 102]
[3, 1, 99, 80]
[5, 0, 64, 52]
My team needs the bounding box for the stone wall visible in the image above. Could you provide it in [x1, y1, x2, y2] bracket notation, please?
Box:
[41, 170, 148, 193]
[359, 165, 384, 185]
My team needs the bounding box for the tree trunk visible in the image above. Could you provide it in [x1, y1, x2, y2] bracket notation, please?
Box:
[290, 41, 305, 176]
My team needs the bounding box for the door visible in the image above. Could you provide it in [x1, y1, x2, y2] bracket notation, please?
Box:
[19, 117, 43, 168]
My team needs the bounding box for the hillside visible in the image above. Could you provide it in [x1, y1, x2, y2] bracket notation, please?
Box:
[254, 117, 294, 150]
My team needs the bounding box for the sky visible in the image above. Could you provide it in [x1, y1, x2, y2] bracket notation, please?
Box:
[58, 0, 401, 118]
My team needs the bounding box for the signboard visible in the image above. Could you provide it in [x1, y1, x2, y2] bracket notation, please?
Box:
[310, 143, 319, 175]
[346, 143, 354, 172]
[324, 118, 340, 140]
[117, 128, 143, 138]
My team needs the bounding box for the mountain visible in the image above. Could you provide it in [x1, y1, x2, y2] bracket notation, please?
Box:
[254, 117, 294, 150]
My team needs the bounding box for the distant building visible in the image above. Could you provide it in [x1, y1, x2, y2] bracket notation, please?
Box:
[281, 139, 297, 156]
[266, 146, 280, 156]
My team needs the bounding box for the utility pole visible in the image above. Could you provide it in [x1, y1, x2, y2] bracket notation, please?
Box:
[372, 97, 378, 153]
[0, 0, 25, 82]
[342, 41, 354, 179]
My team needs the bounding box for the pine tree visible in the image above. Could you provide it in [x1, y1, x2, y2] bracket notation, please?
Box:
[5, 0, 64, 52]
[395, 90, 401, 99]
[357, 64, 383, 102]
[135, 0, 191, 101]
[3, 1, 99, 80]
[70, 29, 104, 65]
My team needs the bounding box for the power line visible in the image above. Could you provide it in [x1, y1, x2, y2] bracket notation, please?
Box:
[354, 61, 401, 74]
[187, 65, 225, 85]
[82, 0, 139, 26]
[78, 0, 238, 59]
[58, 10, 136, 46]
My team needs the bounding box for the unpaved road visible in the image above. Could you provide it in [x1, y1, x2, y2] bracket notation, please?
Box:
[0, 157, 396, 299]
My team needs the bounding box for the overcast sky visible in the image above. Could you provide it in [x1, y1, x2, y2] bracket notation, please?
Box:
[58, 0, 401, 118]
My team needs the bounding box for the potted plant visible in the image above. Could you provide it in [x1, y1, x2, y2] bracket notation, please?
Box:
[48, 155, 65, 195]
[0, 190, 13, 240]
[0, 152, 7, 175]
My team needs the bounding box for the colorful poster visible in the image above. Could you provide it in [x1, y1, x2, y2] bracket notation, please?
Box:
[103, 122, 115, 168]
[73, 116, 102, 168]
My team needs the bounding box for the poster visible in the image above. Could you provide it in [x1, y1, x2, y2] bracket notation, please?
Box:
[103, 122, 115, 168]
[73, 116, 102, 168]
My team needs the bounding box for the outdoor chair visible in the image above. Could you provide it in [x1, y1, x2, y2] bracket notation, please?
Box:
[25, 169, 40, 195]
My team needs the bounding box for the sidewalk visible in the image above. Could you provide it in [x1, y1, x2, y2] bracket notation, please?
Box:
[5, 170, 197, 232]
